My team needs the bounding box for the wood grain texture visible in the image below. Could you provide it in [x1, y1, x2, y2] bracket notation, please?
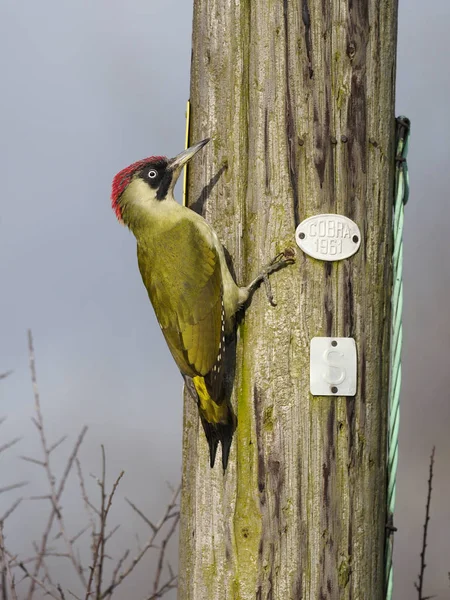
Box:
[179, 1, 398, 598]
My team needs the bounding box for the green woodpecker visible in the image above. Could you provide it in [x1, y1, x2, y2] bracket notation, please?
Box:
[111, 139, 292, 469]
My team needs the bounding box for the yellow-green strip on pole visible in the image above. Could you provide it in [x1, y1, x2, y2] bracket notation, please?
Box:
[183, 100, 191, 207]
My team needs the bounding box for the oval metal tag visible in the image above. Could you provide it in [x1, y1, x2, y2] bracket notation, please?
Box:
[295, 214, 361, 261]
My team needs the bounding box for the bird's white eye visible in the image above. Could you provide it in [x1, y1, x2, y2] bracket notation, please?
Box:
[148, 169, 158, 179]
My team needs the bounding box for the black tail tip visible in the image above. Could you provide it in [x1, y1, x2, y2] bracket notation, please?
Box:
[200, 418, 235, 471]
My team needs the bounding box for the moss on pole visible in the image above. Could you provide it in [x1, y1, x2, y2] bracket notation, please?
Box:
[179, 1, 398, 598]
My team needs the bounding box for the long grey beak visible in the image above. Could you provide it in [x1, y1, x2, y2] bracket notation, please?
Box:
[170, 138, 210, 170]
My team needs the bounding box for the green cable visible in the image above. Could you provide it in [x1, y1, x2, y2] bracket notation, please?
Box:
[385, 116, 410, 600]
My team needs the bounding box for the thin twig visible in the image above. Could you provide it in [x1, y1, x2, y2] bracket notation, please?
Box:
[96, 446, 107, 599]
[7, 555, 35, 568]
[104, 525, 120, 545]
[143, 574, 178, 600]
[29, 332, 87, 585]
[0, 438, 22, 455]
[70, 525, 91, 545]
[0, 483, 27, 495]
[48, 436, 68, 455]
[125, 499, 157, 533]
[414, 447, 436, 600]
[1, 569, 7, 600]
[32, 542, 56, 589]
[5, 544, 59, 600]
[5, 332, 179, 599]
[84, 454, 124, 600]
[152, 511, 180, 594]
[0, 523, 18, 600]
[27, 422, 88, 594]
[20, 456, 47, 467]
[0, 498, 23, 522]
[27, 330, 88, 599]
[76, 457, 101, 518]
[105, 550, 130, 599]
[101, 484, 181, 599]
[37, 551, 70, 560]
[18, 559, 61, 600]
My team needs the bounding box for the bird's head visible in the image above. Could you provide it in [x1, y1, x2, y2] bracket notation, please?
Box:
[111, 138, 210, 223]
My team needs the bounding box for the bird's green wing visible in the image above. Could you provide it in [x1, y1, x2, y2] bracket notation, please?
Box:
[137, 217, 223, 379]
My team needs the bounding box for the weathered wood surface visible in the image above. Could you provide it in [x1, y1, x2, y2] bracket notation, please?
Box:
[179, 1, 398, 598]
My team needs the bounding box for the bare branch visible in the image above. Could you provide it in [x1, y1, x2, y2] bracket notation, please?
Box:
[20, 455, 47, 467]
[125, 498, 157, 533]
[3, 333, 179, 599]
[18, 559, 61, 600]
[70, 525, 91, 545]
[76, 457, 100, 519]
[0, 372, 12, 381]
[98, 466, 125, 594]
[101, 484, 181, 599]
[32, 542, 56, 589]
[152, 511, 180, 595]
[27, 330, 88, 598]
[0, 482, 28, 495]
[143, 574, 178, 600]
[84, 453, 124, 600]
[48, 436, 68, 455]
[95, 445, 107, 598]
[0, 438, 22, 455]
[164, 481, 175, 495]
[0, 498, 23, 522]
[106, 549, 130, 599]
[104, 525, 120, 545]
[39, 552, 71, 559]
[0, 523, 18, 600]
[414, 447, 436, 600]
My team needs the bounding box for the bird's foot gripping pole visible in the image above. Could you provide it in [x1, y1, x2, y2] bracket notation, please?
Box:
[245, 248, 296, 306]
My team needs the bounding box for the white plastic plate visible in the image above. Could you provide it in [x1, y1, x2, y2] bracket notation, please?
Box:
[310, 337, 357, 396]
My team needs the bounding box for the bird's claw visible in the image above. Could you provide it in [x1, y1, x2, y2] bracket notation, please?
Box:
[262, 272, 276, 306]
[270, 248, 296, 267]
[261, 248, 296, 306]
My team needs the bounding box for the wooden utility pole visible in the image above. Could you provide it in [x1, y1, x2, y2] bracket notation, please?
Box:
[179, 2, 398, 599]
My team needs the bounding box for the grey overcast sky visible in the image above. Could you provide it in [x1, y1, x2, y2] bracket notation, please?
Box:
[1, 1, 449, 599]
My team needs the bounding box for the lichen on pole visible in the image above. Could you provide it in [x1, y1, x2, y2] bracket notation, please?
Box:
[179, 1, 398, 598]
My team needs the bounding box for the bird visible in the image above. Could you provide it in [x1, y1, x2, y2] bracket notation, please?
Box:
[111, 138, 293, 469]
